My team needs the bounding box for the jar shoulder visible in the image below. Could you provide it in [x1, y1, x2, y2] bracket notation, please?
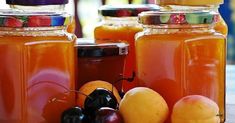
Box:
[135, 29, 225, 42]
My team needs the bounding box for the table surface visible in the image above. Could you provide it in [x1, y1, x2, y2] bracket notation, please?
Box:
[226, 65, 235, 123]
[227, 104, 235, 123]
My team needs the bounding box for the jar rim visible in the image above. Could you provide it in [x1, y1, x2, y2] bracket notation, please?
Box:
[0, 10, 72, 28]
[138, 11, 219, 25]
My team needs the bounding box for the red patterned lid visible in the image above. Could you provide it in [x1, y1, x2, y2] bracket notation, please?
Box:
[0, 10, 72, 28]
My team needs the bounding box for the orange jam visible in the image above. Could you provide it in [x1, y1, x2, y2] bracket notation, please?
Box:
[75, 39, 128, 91]
[136, 11, 226, 123]
[94, 4, 159, 92]
[0, 12, 76, 123]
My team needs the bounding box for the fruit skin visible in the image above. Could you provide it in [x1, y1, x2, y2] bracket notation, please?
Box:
[94, 107, 124, 123]
[61, 107, 89, 123]
[77, 80, 121, 108]
[171, 95, 220, 123]
[84, 88, 118, 116]
[119, 87, 169, 123]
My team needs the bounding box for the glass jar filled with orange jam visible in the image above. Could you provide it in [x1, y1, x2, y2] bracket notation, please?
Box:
[94, 4, 159, 92]
[0, 11, 76, 123]
[75, 39, 128, 92]
[136, 11, 226, 123]
[156, 0, 228, 36]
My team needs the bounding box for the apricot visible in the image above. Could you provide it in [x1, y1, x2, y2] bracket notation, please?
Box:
[77, 80, 121, 108]
[119, 87, 169, 123]
[171, 95, 220, 123]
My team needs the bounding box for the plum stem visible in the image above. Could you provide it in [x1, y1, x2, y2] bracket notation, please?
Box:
[111, 72, 136, 94]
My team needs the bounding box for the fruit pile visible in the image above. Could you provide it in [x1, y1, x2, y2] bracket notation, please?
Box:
[61, 80, 220, 123]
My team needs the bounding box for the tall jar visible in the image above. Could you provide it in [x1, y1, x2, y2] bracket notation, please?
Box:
[156, 0, 228, 36]
[5, 0, 76, 34]
[136, 11, 226, 122]
[94, 4, 159, 92]
[0, 11, 76, 123]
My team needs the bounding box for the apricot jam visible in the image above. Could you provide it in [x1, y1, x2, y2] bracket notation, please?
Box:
[136, 11, 226, 122]
[75, 39, 128, 92]
[0, 11, 76, 123]
[94, 4, 159, 92]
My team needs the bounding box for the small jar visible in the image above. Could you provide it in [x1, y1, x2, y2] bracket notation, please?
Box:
[94, 4, 159, 92]
[0, 11, 76, 123]
[136, 11, 226, 122]
[75, 39, 129, 92]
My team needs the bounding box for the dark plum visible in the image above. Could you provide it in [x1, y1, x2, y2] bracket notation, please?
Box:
[94, 107, 124, 123]
[84, 88, 118, 116]
[61, 107, 89, 123]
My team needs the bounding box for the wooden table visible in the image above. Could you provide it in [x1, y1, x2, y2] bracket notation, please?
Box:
[226, 65, 235, 123]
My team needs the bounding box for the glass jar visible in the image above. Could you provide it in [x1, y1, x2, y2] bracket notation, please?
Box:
[0, 11, 76, 123]
[75, 39, 128, 92]
[136, 11, 226, 122]
[94, 4, 159, 92]
[156, 0, 228, 36]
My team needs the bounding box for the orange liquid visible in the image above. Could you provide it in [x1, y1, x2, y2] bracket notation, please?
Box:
[136, 32, 226, 123]
[0, 35, 75, 123]
[94, 25, 142, 92]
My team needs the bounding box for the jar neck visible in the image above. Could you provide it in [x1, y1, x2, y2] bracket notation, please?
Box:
[142, 24, 215, 34]
[101, 16, 139, 26]
[159, 5, 220, 12]
[9, 5, 65, 12]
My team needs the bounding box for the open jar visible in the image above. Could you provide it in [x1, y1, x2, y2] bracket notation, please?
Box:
[136, 11, 226, 122]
